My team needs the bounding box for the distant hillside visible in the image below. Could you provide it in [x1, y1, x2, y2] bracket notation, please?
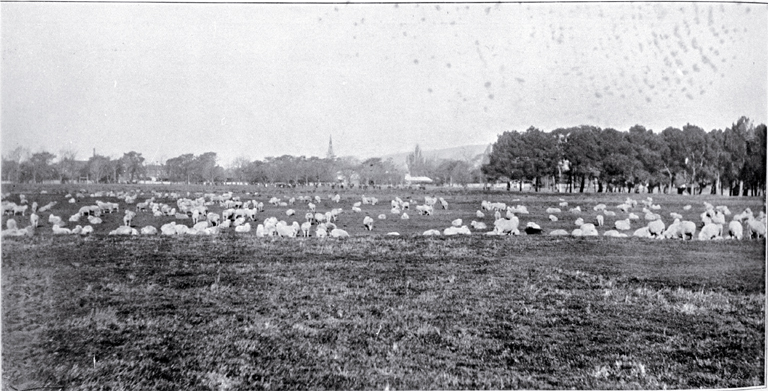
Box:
[379, 144, 491, 170]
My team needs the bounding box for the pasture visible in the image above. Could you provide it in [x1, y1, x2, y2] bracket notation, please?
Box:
[2, 184, 765, 389]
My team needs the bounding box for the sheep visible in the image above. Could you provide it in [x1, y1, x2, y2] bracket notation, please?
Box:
[6, 219, 18, 230]
[286, 209, 295, 217]
[746, 216, 766, 239]
[30, 213, 39, 227]
[416, 205, 433, 216]
[87, 216, 103, 225]
[569, 206, 582, 214]
[207, 212, 221, 226]
[235, 223, 252, 233]
[401, 212, 410, 220]
[276, 223, 297, 237]
[80, 225, 94, 235]
[13, 205, 28, 216]
[733, 208, 753, 222]
[308, 203, 316, 212]
[256, 224, 266, 238]
[593, 204, 606, 211]
[220, 219, 232, 228]
[603, 230, 627, 238]
[595, 215, 604, 227]
[352, 206, 362, 213]
[423, 229, 441, 236]
[69, 214, 81, 223]
[727, 220, 743, 240]
[571, 229, 583, 237]
[140, 225, 158, 235]
[549, 214, 558, 222]
[123, 210, 137, 227]
[330, 228, 349, 238]
[662, 220, 682, 239]
[451, 218, 463, 227]
[69, 198, 76, 204]
[332, 194, 341, 203]
[604, 210, 616, 217]
[494, 211, 502, 221]
[443, 226, 471, 236]
[109, 226, 136, 236]
[683, 205, 692, 211]
[698, 223, 723, 240]
[173, 224, 190, 235]
[476, 210, 485, 219]
[580, 223, 598, 236]
[48, 214, 63, 226]
[633, 227, 651, 238]
[549, 229, 569, 236]
[524, 222, 542, 235]
[648, 220, 665, 238]
[161, 222, 178, 235]
[378, 214, 387, 220]
[439, 198, 449, 209]
[644, 213, 660, 221]
[670, 212, 683, 220]
[301, 221, 312, 237]
[545, 207, 561, 214]
[470, 221, 487, 230]
[314, 213, 326, 223]
[559, 201, 568, 208]
[363, 216, 374, 231]
[493, 216, 520, 235]
[391, 207, 401, 215]
[574, 217, 584, 226]
[678, 221, 696, 240]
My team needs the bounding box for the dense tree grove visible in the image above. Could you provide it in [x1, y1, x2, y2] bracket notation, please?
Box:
[2, 116, 764, 195]
[482, 116, 766, 196]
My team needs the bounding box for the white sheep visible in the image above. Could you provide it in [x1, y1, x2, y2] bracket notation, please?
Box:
[256, 224, 265, 238]
[648, 220, 665, 238]
[235, 223, 252, 233]
[141, 225, 158, 235]
[451, 218, 462, 227]
[580, 223, 598, 236]
[301, 221, 311, 237]
[378, 214, 387, 220]
[633, 227, 651, 238]
[123, 210, 136, 226]
[330, 228, 349, 238]
[470, 221, 487, 230]
[698, 223, 723, 240]
[81, 225, 94, 235]
[493, 216, 519, 235]
[593, 204, 606, 212]
[549, 229, 569, 236]
[30, 213, 39, 227]
[549, 215, 558, 222]
[574, 217, 584, 226]
[476, 210, 485, 219]
[595, 215, 604, 226]
[628, 213, 639, 220]
[69, 214, 82, 223]
[603, 230, 626, 238]
[670, 212, 683, 220]
[746, 216, 766, 239]
[363, 216, 374, 231]
[423, 229, 441, 236]
[727, 220, 743, 240]
[546, 207, 561, 214]
[308, 203, 316, 212]
[401, 213, 410, 220]
[569, 206, 582, 214]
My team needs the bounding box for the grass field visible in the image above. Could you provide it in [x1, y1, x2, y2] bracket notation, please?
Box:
[2, 186, 766, 390]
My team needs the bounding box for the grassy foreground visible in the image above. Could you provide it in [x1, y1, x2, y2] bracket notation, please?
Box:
[2, 235, 765, 390]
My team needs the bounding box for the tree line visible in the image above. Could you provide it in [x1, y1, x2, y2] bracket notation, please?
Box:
[3, 116, 764, 195]
[482, 116, 766, 196]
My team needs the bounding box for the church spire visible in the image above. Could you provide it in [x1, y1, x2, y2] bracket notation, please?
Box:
[326, 135, 336, 160]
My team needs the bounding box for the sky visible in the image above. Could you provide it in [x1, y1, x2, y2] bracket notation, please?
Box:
[2, 2, 766, 166]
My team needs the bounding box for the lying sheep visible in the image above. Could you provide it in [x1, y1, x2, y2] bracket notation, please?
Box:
[549, 215, 558, 222]
[141, 225, 158, 235]
[549, 229, 569, 236]
[330, 228, 349, 238]
[615, 219, 631, 231]
[378, 214, 387, 220]
[493, 216, 519, 235]
[470, 221, 487, 230]
[423, 229, 441, 236]
[546, 207, 561, 214]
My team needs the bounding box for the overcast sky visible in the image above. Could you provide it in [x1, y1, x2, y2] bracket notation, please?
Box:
[2, 2, 766, 166]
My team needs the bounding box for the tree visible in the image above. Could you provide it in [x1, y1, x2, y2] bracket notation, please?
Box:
[520, 127, 559, 191]
[743, 123, 766, 196]
[482, 131, 526, 189]
[561, 126, 601, 192]
[28, 151, 57, 183]
[193, 152, 220, 184]
[120, 151, 146, 182]
[165, 154, 196, 183]
[86, 155, 111, 183]
[627, 125, 668, 193]
[57, 149, 79, 183]
[406, 144, 429, 176]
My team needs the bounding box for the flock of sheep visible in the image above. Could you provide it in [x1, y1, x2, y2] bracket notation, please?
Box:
[1, 190, 765, 241]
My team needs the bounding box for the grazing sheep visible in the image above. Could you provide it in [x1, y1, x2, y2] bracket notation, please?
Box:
[123, 210, 137, 227]
[207, 213, 221, 226]
[109, 226, 136, 236]
[603, 210, 616, 217]
[595, 215, 604, 226]
[363, 216, 374, 231]
[38, 201, 56, 213]
[332, 194, 341, 203]
[746, 216, 766, 239]
[219, 219, 232, 228]
[593, 204, 606, 211]
[648, 220, 665, 238]
[330, 228, 349, 238]
[727, 220, 743, 240]
[644, 212, 660, 221]
[161, 222, 177, 235]
[493, 216, 520, 235]
[733, 208, 753, 222]
[423, 229, 441, 236]
[546, 207, 561, 214]
[416, 205, 433, 216]
[678, 221, 696, 240]
[352, 206, 362, 213]
[559, 201, 568, 208]
[6, 219, 18, 230]
[439, 197, 448, 209]
[68, 198, 76, 204]
[391, 207, 401, 214]
[549, 229, 569, 236]
[698, 223, 723, 240]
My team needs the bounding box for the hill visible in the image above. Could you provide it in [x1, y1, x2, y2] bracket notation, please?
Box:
[378, 144, 491, 169]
